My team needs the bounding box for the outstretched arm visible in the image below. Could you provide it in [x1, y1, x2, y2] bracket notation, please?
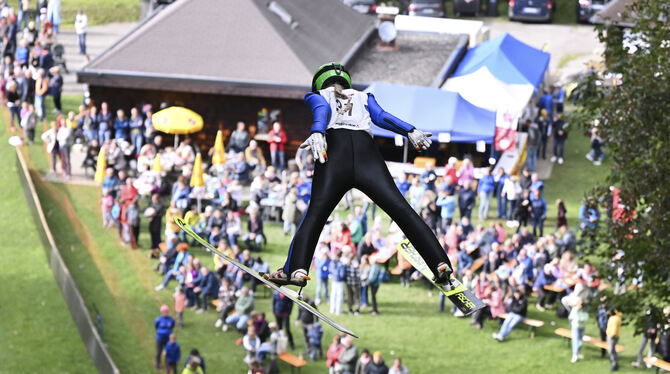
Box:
[365, 93, 414, 136]
[366, 93, 432, 151]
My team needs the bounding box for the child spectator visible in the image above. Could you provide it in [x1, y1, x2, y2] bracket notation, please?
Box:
[607, 309, 622, 371]
[307, 321, 324, 361]
[164, 333, 181, 374]
[355, 348, 371, 374]
[20, 103, 37, 143]
[173, 285, 185, 329]
[154, 305, 175, 369]
[101, 189, 114, 228]
[243, 326, 261, 365]
[248, 359, 264, 374]
[367, 351, 389, 374]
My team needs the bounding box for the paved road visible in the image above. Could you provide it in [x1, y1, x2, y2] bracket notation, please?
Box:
[54, 22, 137, 95]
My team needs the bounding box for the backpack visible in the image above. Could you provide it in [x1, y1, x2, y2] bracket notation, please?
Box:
[336, 263, 347, 281]
[556, 305, 569, 319]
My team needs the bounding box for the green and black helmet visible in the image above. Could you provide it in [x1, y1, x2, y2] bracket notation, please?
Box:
[311, 62, 352, 92]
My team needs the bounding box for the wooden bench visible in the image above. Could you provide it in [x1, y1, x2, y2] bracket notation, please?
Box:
[470, 256, 486, 273]
[554, 328, 625, 352]
[544, 284, 568, 293]
[644, 356, 670, 373]
[499, 313, 544, 338]
[278, 352, 307, 374]
[158, 242, 189, 253]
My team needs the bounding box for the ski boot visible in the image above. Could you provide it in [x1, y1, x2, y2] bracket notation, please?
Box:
[432, 262, 453, 287]
[263, 268, 310, 288]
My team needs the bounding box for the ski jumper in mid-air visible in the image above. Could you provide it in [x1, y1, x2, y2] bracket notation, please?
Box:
[265, 62, 454, 288]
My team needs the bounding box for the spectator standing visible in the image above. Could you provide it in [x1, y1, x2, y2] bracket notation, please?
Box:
[326, 335, 344, 374]
[515, 191, 531, 231]
[49, 67, 63, 113]
[458, 181, 476, 219]
[98, 102, 113, 142]
[56, 119, 72, 178]
[6, 80, 20, 130]
[129, 107, 143, 155]
[228, 121, 250, 153]
[536, 109, 550, 160]
[420, 163, 437, 191]
[146, 194, 164, 250]
[495, 168, 508, 219]
[367, 257, 382, 315]
[435, 189, 456, 232]
[477, 168, 495, 221]
[551, 114, 568, 164]
[267, 121, 287, 172]
[330, 253, 346, 315]
[530, 191, 547, 237]
[578, 197, 600, 254]
[607, 310, 622, 371]
[125, 199, 140, 249]
[556, 199, 567, 228]
[632, 308, 658, 368]
[165, 333, 181, 374]
[568, 298, 588, 363]
[344, 255, 361, 314]
[271, 290, 295, 349]
[388, 358, 408, 374]
[155, 305, 175, 369]
[502, 175, 521, 224]
[74, 9, 87, 54]
[34, 68, 48, 121]
[314, 250, 330, 305]
[173, 285, 185, 329]
[366, 351, 389, 374]
[21, 69, 35, 105]
[554, 83, 566, 113]
[338, 336, 358, 374]
[525, 119, 540, 171]
[46, 0, 61, 32]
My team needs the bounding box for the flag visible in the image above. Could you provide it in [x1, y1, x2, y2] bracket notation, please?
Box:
[495, 108, 518, 152]
[94, 148, 106, 183]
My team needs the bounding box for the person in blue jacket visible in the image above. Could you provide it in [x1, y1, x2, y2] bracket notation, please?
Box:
[530, 190, 547, 237]
[436, 188, 456, 232]
[195, 266, 220, 312]
[537, 89, 554, 123]
[113, 109, 129, 141]
[394, 173, 410, 197]
[165, 333, 181, 374]
[265, 62, 453, 288]
[155, 305, 175, 369]
[477, 168, 496, 221]
[314, 250, 330, 305]
[533, 264, 557, 311]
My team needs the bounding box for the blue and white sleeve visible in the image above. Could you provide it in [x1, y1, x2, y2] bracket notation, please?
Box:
[304, 92, 331, 134]
[365, 93, 415, 136]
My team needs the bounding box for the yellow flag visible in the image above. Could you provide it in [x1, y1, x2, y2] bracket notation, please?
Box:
[94, 148, 106, 183]
[190, 154, 205, 187]
[211, 130, 226, 165]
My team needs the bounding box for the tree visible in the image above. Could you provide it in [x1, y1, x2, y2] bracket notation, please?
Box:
[572, 0, 670, 332]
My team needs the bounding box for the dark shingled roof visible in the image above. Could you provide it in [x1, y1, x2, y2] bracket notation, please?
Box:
[348, 33, 464, 87]
[79, 0, 375, 96]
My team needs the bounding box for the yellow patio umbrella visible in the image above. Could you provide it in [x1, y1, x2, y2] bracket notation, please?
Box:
[190, 153, 205, 211]
[190, 154, 204, 188]
[211, 130, 226, 165]
[94, 148, 106, 183]
[152, 106, 204, 147]
[152, 155, 162, 173]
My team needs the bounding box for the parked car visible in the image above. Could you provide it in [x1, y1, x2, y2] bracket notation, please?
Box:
[408, 0, 445, 17]
[453, 0, 480, 16]
[576, 0, 611, 23]
[508, 0, 553, 22]
[343, 0, 377, 14]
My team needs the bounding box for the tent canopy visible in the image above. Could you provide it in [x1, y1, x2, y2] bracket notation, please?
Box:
[365, 82, 496, 144]
[453, 33, 550, 89]
[442, 66, 535, 115]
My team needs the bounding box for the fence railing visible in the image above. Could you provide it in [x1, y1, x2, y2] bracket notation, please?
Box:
[15, 149, 119, 374]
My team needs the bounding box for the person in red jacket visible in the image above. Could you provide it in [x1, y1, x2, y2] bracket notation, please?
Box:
[326, 335, 344, 373]
[267, 121, 287, 172]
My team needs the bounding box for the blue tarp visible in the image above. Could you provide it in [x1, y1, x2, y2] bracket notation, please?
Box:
[365, 82, 496, 144]
[453, 33, 550, 89]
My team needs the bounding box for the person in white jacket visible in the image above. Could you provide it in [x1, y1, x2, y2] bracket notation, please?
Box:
[502, 175, 522, 225]
[74, 9, 88, 54]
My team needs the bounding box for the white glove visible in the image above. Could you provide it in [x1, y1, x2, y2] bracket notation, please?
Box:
[407, 129, 432, 151]
[300, 132, 328, 164]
